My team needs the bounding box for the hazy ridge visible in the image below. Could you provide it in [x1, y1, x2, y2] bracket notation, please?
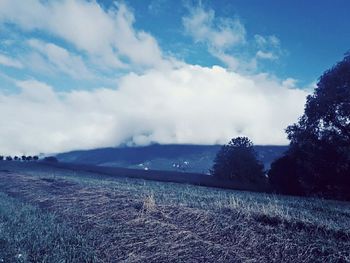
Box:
[56, 144, 288, 173]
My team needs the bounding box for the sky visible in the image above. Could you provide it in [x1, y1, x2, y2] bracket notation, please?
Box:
[0, 0, 349, 155]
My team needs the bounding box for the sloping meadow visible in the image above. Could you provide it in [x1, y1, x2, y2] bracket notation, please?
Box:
[0, 163, 349, 262]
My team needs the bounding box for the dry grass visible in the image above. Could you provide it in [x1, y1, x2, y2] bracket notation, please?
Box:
[139, 193, 156, 216]
[0, 163, 349, 262]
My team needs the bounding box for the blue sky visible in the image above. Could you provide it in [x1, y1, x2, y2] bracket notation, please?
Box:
[0, 0, 348, 154]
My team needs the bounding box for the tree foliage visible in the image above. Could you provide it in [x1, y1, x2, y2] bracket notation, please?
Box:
[212, 137, 264, 182]
[269, 53, 350, 200]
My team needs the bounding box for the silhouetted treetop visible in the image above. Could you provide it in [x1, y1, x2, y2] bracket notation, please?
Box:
[287, 53, 350, 145]
[212, 137, 264, 182]
[271, 53, 350, 200]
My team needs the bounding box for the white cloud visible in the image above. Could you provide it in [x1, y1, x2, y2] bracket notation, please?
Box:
[255, 35, 280, 48]
[182, 6, 284, 71]
[0, 66, 308, 155]
[254, 34, 283, 61]
[183, 6, 246, 70]
[27, 39, 92, 79]
[211, 51, 240, 70]
[0, 53, 23, 68]
[183, 7, 246, 49]
[0, 0, 168, 69]
[282, 78, 298, 88]
[111, 4, 168, 68]
[256, 51, 278, 61]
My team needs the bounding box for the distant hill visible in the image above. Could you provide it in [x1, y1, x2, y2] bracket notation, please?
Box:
[56, 144, 288, 174]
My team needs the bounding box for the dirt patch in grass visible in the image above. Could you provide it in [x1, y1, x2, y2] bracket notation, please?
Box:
[0, 171, 349, 262]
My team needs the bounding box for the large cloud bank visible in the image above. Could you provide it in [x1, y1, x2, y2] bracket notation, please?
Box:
[0, 65, 307, 155]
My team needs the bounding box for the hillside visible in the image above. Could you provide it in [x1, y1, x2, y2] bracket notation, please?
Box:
[56, 144, 288, 173]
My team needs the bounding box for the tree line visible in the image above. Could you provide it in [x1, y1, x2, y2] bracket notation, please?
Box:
[212, 53, 350, 201]
[0, 155, 58, 162]
[0, 155, 39, 161]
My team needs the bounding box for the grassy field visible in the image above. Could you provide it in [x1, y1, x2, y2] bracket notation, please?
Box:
[0, 191, 97, 262]
[0, 162, 349, 262]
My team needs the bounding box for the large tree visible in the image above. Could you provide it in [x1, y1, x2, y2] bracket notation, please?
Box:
[212, 137, 265, 182]
[270, 53, 350, 199]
